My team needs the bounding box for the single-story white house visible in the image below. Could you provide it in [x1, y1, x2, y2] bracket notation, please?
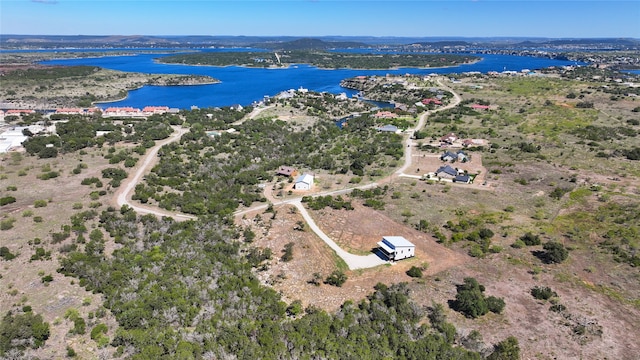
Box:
[294, 173, 314, 190]
[377, 236, 415, 261]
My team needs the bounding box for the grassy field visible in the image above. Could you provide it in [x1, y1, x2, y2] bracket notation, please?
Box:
[368, 74, 640, 358]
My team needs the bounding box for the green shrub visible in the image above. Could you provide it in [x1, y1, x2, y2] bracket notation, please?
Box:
[520, 232, 541, 246]
[66, 346, 77, 357]
[406, 266, 423, 278]
[487, 336, 520, 360]
[0, 218, 16, 230]
[281, 242, 294, 262]
[531, 286, 557, 300]
[37, 171, 59, 180]
[453, 278, 488, 318]
[511, 239, 526, 249]
[543, 241, 569, 263]
[34, 200, 48, 208]
[549, 187, 571, 200]
[453, 277, 506, 318]
[325, 270, 347, 287]
[0, 196, 17, 206]
[486, 296, 505, 314]
[468, 244, 485, 258]
[0, 246, 17, 260]
[90, 323, 108, 340]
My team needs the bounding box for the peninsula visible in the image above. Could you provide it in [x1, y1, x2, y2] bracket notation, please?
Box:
[159, 50, 479, 69]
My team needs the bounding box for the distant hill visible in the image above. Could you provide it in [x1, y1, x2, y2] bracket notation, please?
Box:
[516, 38, 640, 47]
[252, 38, 368, 50]
[411, 41, 472, 47]
[1, 35, 638, 50]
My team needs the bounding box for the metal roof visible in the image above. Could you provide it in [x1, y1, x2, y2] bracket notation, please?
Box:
[382, 236, 415, 248]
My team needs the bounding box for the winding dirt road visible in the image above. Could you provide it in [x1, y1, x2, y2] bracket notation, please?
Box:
[114, 78, 462, 270]
[114, 125, 196, 220]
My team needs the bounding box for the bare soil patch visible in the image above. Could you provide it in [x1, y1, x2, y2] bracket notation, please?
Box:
[241, 200, 465, 312]
[0, 149, 119, 359]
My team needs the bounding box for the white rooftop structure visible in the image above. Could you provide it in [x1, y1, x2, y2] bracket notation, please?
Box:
[0, 125, 44, 153]
[294, 173, 314, 190]
[377, 236, 415, 261]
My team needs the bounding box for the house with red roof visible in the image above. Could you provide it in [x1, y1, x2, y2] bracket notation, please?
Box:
[6, 109, 35, 115]
[440, 132, 458, 145]
[374, 111, 398, 119]
[55, 108, 86, 115]
[470, 104, 491, 111]
[421, 98, 442, 106]
[142, 106, 170, 115]
[103, 107, 142, 117]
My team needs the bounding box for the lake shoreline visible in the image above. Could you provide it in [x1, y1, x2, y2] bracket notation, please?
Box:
[37, 52, 581, 109]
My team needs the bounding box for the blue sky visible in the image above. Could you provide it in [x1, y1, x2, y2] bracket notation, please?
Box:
[1, 0, 638, 38]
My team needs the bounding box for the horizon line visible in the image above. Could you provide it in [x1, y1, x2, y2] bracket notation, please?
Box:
[2, 34, 639, 40]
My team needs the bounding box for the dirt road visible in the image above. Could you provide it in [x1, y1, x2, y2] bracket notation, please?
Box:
[114, 125, 196, 220]
[115, 78, 462, 269]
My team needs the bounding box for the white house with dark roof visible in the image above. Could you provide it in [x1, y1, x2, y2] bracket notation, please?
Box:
[294, 173, 314, 190]
[435, 164, 459, 180]
[454, 174, 471, 184]
[440, 150, 468, 163]
[377, 236, 415, 261]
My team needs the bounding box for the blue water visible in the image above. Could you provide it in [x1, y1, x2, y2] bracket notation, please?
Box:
[41, 50, 581, 109]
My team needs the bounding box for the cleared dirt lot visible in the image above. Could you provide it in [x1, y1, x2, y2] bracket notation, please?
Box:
[242, 200, 466, 311]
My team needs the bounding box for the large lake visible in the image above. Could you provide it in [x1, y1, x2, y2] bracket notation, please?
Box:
[41, 49, 580, 109]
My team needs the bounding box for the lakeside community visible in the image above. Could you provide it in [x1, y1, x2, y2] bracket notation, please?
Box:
[1, 45, 639, 359]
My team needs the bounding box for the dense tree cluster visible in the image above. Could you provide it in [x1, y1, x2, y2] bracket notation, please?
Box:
[56, 209, 487, 359]
[0, 65, 99, 81]
[452, 278, 505, 318]
[0, 311, 50, 356]
[23, 115, 173, 158]
[140, 113, 402, 217]
[301, 195, 354, 211]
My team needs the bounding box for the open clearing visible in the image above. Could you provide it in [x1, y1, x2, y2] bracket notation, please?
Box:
[241, 201, 466, 311]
